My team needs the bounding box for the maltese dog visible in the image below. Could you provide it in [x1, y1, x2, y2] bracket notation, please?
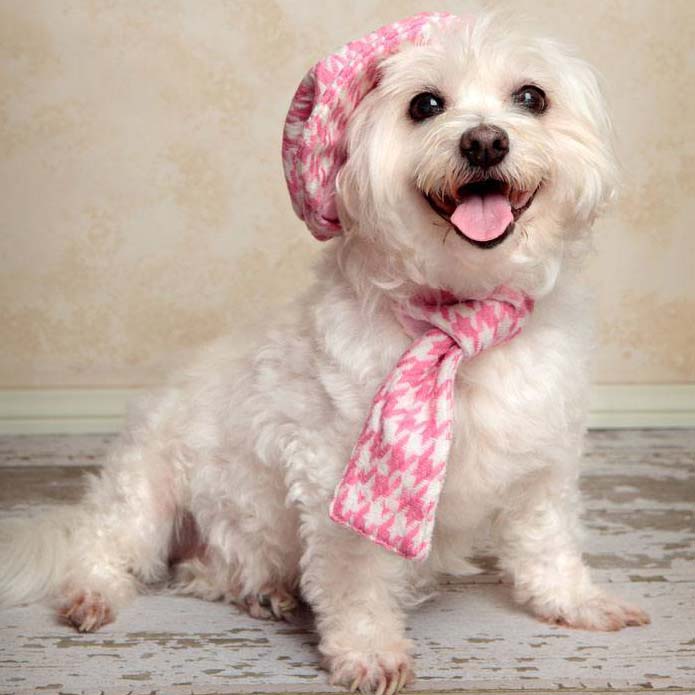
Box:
[0, 11, 649, 694]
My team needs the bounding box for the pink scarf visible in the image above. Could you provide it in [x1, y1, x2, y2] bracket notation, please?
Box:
[329, 288, 534, 560]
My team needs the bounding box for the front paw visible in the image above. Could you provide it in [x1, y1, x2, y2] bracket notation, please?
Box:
[58, 589, 114, 633]
[324, 643, 414, 694]
[540, 592, 650, 631]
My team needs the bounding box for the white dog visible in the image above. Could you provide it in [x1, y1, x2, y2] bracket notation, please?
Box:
[0, 12, 649, 694]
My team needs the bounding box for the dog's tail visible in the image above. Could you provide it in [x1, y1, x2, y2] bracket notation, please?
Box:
[0, 508, 80, 607]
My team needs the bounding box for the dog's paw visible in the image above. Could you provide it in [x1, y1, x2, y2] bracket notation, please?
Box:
[540, 592, 650, 631]
[243, 586, 298, 621]
[325, 646, 414, 694]
[58, 590, 114, 633]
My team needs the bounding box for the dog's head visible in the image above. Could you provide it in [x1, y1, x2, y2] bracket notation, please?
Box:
[335, 15, 616, 298]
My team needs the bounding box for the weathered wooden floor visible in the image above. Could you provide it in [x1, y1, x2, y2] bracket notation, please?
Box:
[0, 430, 693, 695]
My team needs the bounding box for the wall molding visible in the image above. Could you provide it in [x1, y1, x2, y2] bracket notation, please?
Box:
[0, 385, 693, 435]
[586, 384, 695, 429]
[0, 389, 136, 435]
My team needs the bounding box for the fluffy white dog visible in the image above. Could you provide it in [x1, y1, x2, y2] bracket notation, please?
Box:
[0, 12, 649, 694]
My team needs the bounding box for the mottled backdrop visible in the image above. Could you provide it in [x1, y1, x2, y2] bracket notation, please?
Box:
[1, 0, 693, 387]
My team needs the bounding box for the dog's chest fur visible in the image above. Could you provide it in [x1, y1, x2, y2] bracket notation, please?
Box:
[302, 256, 591, 542]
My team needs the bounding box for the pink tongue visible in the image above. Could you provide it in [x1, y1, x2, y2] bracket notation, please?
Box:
[450, 191, 513, 242]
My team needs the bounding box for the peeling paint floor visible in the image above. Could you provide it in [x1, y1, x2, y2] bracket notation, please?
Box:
[0, 430, 694, 695]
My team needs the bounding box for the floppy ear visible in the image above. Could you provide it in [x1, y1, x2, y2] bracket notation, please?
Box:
[569, 55, 619, 222]
[334, 160, 355, 233]
[542, 39, 618, 225]
[333, 96, 378, 237]
[334, 87, 411, 240]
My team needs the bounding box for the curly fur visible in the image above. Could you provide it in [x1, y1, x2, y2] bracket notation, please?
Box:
[0, 14, 648, 693]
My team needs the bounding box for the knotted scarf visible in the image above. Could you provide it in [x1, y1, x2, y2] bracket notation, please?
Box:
[329, 288, 534, 560]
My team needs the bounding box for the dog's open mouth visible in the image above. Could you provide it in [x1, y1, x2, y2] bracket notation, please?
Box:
[425, 180, 539, 249]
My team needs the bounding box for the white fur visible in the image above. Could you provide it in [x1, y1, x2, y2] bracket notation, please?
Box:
[0, 15, 648, 693]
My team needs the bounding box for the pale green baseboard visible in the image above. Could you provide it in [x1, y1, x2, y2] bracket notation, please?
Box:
[0, 385, 693, 434]
[586, 384, 695, 429]
[0, 389, 137, 434]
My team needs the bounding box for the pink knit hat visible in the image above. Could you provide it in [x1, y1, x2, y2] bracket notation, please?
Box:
[282, 12, 460, 241]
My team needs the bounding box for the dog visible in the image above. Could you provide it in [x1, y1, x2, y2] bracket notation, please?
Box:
[0, 12, 649, 694]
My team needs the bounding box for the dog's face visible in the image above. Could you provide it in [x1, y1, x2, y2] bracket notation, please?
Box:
[337, 16, 616, 297]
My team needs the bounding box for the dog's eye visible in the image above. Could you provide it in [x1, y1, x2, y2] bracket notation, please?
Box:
[512, 85, 547, 115]
[408, 92, 445, 122]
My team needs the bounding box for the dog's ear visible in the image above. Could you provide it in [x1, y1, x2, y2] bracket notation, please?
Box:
[541, 39, 619, 226]
[334, 164, 356, 234]
[333, 92, 382, 237]
[569, 56, 619, 223]
[334, 89, 410, 241]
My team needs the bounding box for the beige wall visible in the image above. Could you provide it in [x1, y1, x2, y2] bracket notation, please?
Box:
[1, 0, 693, 388]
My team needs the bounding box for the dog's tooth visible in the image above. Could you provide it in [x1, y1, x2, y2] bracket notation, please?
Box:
[511, 189, 533, 209]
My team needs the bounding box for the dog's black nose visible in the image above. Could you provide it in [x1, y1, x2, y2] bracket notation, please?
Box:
[459, 124, 509, 168]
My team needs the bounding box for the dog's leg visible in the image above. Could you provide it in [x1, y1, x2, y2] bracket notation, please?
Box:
[493, 474, 650, 631]
[171, 552, 300, 621]
[302, 524, 415, 694]
[57, 438, 182, 632]
[169, 443, 303, 622]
